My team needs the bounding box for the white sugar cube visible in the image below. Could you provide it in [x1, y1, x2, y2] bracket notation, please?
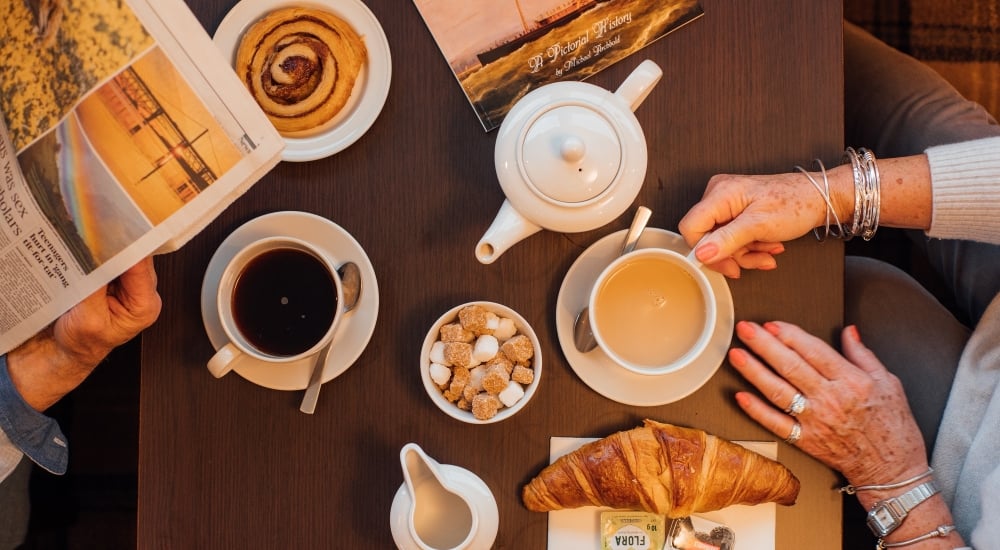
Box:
[469, 365, 485, 390]
[428, 362, 451, 386]
[498, 381, 525, 407]
[494, 317, 517, 340]
[485, 312, 500, 331]
[472, 335, 499, 363]
[429, 341, 448, 365]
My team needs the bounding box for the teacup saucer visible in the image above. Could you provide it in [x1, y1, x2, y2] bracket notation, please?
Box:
[556, 228, 734, 406]
[200, 211, 379, 390]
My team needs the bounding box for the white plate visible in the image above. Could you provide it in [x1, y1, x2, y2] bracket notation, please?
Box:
[201, 211, 379, 390]
[555, 228, 734, 406]
[213, 0, 392, 162]
[546, 437, 777, 548]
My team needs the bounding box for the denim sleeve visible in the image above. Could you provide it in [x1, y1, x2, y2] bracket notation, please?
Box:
[0, 354, 68, 475]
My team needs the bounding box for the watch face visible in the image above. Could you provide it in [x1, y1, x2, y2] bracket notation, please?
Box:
[867, 505, 900, 537]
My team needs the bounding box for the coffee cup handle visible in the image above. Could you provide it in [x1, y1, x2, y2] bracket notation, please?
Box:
[207, 342, 242, 378]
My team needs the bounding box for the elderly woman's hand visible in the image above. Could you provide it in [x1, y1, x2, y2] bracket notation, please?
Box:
[7, 257, 162, 411]
[678, 171, 841, 278]
[728, 320, 930, 487]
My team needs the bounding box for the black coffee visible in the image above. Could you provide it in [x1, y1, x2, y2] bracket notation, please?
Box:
[232, 248, 337, 357]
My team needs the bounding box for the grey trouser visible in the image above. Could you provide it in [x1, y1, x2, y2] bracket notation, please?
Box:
[0, 457, 30, 549]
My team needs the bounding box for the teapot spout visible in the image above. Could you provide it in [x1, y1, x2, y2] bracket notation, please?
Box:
[476, 200, 542, 264]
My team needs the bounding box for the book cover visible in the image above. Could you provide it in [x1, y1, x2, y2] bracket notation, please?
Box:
[413, 0, 704, 131]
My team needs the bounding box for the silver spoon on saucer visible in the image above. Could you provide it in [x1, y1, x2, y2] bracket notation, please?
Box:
[573, 206, 652, 353]
[300, 261, 362, 414]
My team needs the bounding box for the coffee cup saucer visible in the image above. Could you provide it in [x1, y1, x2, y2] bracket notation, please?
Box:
[555, 228, 734, 406]
[200, 211, 379, 390]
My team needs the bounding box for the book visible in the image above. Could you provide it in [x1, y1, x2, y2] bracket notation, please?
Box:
[413, 0, 704, 131]
[0, 0, 284, 354]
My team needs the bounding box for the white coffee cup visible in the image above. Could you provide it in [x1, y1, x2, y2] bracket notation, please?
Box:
[207, 236, 343, 378]
[588, 247, 716, 376]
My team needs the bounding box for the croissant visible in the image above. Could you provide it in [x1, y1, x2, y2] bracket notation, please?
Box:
[522, 419, 800, 517]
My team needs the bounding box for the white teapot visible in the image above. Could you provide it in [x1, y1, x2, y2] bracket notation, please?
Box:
[475, 59, 663, 264]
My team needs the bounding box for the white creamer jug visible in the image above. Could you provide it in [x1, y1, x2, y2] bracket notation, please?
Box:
[389, 443, 499, 550]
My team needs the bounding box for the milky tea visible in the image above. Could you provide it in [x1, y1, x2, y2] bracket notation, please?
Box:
[592, 254, 709, 371]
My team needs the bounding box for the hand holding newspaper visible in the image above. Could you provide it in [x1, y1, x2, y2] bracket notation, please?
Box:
[0, 0, 284, 354]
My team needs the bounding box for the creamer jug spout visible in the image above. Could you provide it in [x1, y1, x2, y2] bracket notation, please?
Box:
[475, 199, 542, 264]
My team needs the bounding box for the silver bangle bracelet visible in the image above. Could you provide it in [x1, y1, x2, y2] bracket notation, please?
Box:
[876, 524, 956, 549]
[841, 147, 882, 241]
[795, 159, 844, 242]
[839, 468, 934, 495]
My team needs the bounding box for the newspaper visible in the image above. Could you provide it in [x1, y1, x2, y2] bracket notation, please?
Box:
[0, 0, 284, 354]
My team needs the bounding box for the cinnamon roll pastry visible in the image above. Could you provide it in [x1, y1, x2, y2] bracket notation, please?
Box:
[236, 7, 367, 134]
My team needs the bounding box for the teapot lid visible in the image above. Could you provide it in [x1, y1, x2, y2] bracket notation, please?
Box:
[519, 103, 622, 204]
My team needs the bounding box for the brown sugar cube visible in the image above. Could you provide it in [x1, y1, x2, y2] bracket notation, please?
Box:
[483, 352, 513, 374]
[459, 305, 492, 335]
[443, 342, 474, 368]
[442, 388, 462, 403]
[448, 366, 471, 395]
[462, 385, 479, 403]
[511, 364, 534, 385]
[471, 393, 501, 421]
[456, 398, 471, 411]
[439, 323, 474, 343]
[500, 334, 534, 363]
[481, 364, 511, 395]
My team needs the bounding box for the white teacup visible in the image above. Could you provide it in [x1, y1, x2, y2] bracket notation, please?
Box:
[588, 247, 716, 376]
[207, 236, 343, 378]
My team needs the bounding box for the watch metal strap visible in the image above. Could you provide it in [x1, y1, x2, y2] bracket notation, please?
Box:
[890, 481, 938, 516]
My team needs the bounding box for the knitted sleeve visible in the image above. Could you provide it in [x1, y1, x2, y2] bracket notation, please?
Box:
[926, 136, 1000, 244]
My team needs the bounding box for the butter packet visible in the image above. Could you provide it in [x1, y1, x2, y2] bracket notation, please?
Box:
[666, 516, 735, 550]
[601, 511, 665, 550]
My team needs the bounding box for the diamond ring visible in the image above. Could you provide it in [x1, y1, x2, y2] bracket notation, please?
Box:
[784, 392, 808, 417]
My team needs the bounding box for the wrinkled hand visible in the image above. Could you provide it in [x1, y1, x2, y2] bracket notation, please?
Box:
[728, 320, 929, 487]
[678, 171, 837, 278]
[8, 257, 162, 411]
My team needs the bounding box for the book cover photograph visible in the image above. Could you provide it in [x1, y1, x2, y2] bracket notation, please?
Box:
[413, 0, 704, 131]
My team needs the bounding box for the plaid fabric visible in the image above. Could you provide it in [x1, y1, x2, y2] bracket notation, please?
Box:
[845, 0, 1000, 119]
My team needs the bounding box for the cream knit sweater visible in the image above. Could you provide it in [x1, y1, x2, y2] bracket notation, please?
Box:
[925, 135, 1000, 548]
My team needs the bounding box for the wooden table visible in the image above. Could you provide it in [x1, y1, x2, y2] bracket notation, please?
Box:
[139, 0, 845, 547]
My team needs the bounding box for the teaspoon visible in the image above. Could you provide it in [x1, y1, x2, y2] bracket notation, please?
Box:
[300, 261, 362, 414]
[573, 206, 652, 353]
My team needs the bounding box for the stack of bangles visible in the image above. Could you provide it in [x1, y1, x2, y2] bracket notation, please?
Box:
[795, 146, 881, 242]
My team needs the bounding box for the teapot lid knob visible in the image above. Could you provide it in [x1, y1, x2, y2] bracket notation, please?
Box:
[520, 104, 622, 204]
[560, 136, 586, 162]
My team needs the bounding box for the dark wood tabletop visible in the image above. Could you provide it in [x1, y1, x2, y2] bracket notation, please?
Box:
[139, 0, 845, 547]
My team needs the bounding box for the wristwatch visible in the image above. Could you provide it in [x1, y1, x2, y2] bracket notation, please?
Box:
[866, 481, 939, 537]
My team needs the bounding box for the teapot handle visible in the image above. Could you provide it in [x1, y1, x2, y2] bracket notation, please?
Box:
[614, 59, 663, 112]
